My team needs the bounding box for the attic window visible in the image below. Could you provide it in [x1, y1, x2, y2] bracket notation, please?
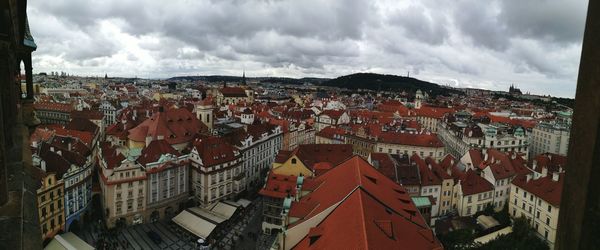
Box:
[308, 227, 324, 246]
[374, 220, 395, 239]
[394, 188, 406, 194]
[398, 197, 411, 204]
[385, 207, 393, 214]
[365, 175, 378, 184]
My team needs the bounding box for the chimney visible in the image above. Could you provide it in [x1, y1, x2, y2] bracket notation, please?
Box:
[57, 150, 62, 156]
[428, 164, 432, 170]
[548, 154, 552, 161]
[532, 159, 538, 169]
[484, 153, 489, 161]
[552, 172, 559, 182]
[68, 142, 72, 151]
[511, 153, 516, 160]
[541, 167, 548, 178]
[526, 174, 532, 182]
[450, 158, 455, 165]
[50, 146, 55, 152]
[41, 160, 47, 171]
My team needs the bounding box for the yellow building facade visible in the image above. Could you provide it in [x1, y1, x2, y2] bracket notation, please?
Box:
[37, 173, 65, 241]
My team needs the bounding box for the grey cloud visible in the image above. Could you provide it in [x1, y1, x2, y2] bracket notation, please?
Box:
[27, 0, 586, 97]
[388, 4, 449, 45]
[498, 0, 587, 44]
[452, 0, 510, 51]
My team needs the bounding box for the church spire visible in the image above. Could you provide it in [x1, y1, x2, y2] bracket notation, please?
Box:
[242, 70, 247, 86]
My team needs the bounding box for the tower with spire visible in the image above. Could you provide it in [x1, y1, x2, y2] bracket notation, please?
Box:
[242, 70, 247, 86]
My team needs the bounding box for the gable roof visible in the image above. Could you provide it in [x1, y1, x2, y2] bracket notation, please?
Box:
[289, 156, 428, 229]
[137, 140, 181, 166]
[192, 136, 239, 167]
[459, 169, 494, 196]
[294, 144, 354, 173]
[378, 132, 444, 148]
[128, 108, 208, 145]
[512, 173, 564, 206]
[258, 172, 298, 199]
[292, 188, 443, 250]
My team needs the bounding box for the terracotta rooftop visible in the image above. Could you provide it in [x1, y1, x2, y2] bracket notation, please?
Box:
[128, 107, 208, 146]
[377, 131, 444, 148]
[191, 136, 239, 167]
[292, 188, 443, 250]
[258, 172, 298, 199]
[512, 173, 564, 206]
[294, 144, 354, 174]
[220, 87, 247, 97]
[459, 169, 494, 196]
[137, 140, 181, 166]
[289, 156, 428, 229]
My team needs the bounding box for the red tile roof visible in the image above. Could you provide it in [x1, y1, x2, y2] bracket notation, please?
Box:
[294, 144, 354, 174]
[369, 153, 398, 182]
[459, 169, 494, 196]
[137, 140, 181, 166]
[532, 153, 567, 174]
[512, 173, 564, 206]
[34, 101, 74, 112]
[411, 155, 443, 186]
[258, 172, 298, 199]
[66, 117, 99, 136]
[100, 142, 125, 169]
[191, 136, 239, 167]
[220, 87, 248, 97]
[319, 109, 346, 120]
[415, 106, 454, 119]
[378, 131, 444, 148]
[289, 156, 428, 229]
[292, 187, 442, 250]
[128, 108, 208, 145]
[315, 126, 346, 141]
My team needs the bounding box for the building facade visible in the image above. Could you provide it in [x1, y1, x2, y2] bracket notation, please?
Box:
[529, 122, 570, 157]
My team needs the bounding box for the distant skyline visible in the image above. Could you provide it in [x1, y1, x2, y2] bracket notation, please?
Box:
[29, 0, 587, 98]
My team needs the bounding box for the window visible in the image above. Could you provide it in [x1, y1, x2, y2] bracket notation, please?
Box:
[546, 217, 550, 225]
[291, 158, 297, 164]
[548, 205, 552, 212]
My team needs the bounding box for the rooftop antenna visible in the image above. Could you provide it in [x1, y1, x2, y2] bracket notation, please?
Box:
[407, 71, 410, 78]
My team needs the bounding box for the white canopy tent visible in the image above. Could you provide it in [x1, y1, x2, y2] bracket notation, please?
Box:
[172, 210, 219, 240]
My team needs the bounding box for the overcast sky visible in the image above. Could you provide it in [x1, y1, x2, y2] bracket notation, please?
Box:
[29, 0, 587, 97]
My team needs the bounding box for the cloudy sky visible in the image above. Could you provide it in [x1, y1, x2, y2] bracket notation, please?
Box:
[29, 0, 587, 97]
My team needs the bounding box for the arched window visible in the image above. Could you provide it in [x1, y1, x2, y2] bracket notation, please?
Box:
[291, 158, 297, 164]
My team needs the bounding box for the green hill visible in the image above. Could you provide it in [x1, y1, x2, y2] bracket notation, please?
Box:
[320, 73, 461, 96]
